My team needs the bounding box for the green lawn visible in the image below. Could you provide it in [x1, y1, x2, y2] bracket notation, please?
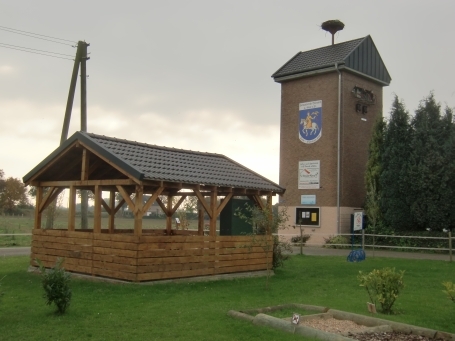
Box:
[0, 255, 454, 340]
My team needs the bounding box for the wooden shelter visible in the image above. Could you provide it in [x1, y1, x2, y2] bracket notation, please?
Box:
[23, 132, 285, 282]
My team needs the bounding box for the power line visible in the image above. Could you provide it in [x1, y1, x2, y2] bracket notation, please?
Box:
[0, 45, 73, 61]
[0, 26, 76, 46]
[0, 42, 74, 57]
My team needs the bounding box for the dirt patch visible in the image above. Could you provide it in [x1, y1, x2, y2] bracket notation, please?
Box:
[352, 332, 443, 341]
[298, 317, 442, 341]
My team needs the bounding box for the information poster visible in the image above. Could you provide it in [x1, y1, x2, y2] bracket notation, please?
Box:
[298, 160, 320, 189]
[295, 207, 320, 227]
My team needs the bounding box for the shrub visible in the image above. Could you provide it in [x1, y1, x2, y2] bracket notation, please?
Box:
[358, 267, 405, 314]
[442, 281, 455, 303]
[272, 236, 292, 269]
[290, 234, 311, 245]
[36, 258, 72, 314]
[323, 235, 349, 249]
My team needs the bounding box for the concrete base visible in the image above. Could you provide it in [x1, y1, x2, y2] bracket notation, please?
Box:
[228, 304, 455, 341]
[29, 265, 273, 285]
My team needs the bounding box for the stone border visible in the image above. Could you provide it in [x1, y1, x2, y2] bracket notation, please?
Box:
[228, 304, 455, 341]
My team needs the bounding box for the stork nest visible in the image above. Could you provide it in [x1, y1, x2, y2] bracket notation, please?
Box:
[321, 20, 345, 34]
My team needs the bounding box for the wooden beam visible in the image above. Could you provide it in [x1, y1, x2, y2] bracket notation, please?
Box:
[39, 179, 137, 187]
[134, 185, 143, 236]
[68, 186, 76, 231]
[116, 185, 135, 213]
[81, 148, 90, 180]
[216, 192, 233, 216]
[23, 143, 76, 185]
[78, 141, 141, 184]
[34, 186, 43, 229]
[249, 194, 265, 211]
[114, 198, 125, 214]
[170, 195, 187, 215]
[39, 187, 56, 213]
[193, 189, 212, 219]
[100, 198, 111, 215]
[156, 197, 168, 215]
[166, 195, 173, 234]
[197, 200, 204, 236]
[109, 190, 115, 233]
[93, 185, 101, 233]
[209, 188, 217, 237]
[141, 186, 164, 215]
[87, 158, 103, 177]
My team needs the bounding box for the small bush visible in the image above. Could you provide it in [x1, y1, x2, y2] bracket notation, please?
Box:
[323, 235, 349, 249]
[442, 281, 455, 303]
[36, 258, 72, 314]
[272, 236, 292, 269]
[290, 234, 311, 244]
[358, 267, 405, 314]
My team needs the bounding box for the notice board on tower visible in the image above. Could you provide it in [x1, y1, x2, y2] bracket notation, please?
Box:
[295, 207, 320, 227]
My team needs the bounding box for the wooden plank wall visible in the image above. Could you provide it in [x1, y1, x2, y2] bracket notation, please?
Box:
[31, 230, 272, 282]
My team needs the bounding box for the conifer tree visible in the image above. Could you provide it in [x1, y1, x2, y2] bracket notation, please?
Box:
[365, 116, 385, 230]
[380, 96, 413, 231]
[408, 94, 453, 230]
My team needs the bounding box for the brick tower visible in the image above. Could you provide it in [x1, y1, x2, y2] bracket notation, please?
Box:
[272, 35, 391, 243]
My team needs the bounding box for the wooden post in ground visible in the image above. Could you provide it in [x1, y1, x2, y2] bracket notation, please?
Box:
[34, 186, 43, 229]
[68, 186, 76, 231]
[166, 195, 173, 235]
[134, 185, 143, 236]
[209, 189, 217, 237]
[93, 185, 101, 233]
[109, 190, 115, 233]
[197, 199, 204, 235]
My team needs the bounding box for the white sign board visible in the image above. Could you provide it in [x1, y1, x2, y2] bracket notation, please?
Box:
[353, 212, 363, 231]
[298, 160, 320, 189]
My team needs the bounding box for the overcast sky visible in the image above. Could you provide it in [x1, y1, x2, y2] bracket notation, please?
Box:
[1, 0, 454, 187]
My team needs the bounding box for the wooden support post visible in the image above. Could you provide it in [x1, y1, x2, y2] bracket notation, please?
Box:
[197, 199, 204, 236]
[109, 190, 115, 233]
[34, 186, 43, 229]
[166, 195, 173, 235]
[134, 185, 143, 236]
[93, 185, 101, 233]
[68, 186, 76, 231]
[210, 189, 217, 237]
[266, 194, 273, 235]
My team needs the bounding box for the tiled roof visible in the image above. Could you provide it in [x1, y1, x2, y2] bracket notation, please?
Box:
[272, 37, 364, 78]
[272, 36, 391, 85]
[24, 132, 284, 194]
[88, 133, 284, 192]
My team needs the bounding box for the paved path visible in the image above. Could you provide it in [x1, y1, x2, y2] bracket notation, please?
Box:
[292, 246, 452, 261]
[0, 247, 30, 257]
[0, 246, 452, 262]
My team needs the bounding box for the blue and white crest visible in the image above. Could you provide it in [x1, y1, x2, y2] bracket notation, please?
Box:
[299, 100, 322, 144]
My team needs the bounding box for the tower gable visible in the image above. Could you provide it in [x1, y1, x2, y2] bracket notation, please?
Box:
[272, 35, 391, 85]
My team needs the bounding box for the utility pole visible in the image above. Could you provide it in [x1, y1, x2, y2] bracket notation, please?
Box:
[60, 40, 90, 229]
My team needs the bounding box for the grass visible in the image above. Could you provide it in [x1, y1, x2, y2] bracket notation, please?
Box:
[0, 255, 454, 340]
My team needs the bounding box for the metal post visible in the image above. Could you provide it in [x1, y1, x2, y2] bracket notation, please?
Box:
[300, 226, 303, 255]
[362, 229, 365, 250]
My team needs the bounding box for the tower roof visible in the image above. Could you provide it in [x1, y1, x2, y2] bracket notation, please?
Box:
[272, 35, 391, 85]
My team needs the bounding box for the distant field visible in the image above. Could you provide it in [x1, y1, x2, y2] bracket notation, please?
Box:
[0, 213, 217, 247]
